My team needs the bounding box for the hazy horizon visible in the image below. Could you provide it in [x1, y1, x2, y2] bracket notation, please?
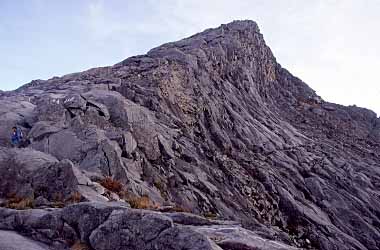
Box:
[1, 0, 379, 115]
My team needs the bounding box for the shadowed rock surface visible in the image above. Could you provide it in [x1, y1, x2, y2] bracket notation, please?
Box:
[0, 20, 379, 250]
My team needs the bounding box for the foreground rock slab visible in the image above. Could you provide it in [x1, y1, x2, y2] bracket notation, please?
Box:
[0, 230, 52, 250]
[0, 202, 298, 250]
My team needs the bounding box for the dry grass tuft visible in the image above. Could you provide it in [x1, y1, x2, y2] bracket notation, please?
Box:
[117, 190, 129, 200]
[204, 212, 218, 219]
[71, 241, 91, 250]
[123, 194, 158, 210]
[99, 177, 123, 193]
[67, 191, 82, 204]
[51, 202, 65, 208]
[6, 197, 34, 210]
[99, 179, 159, 210]
[51, 192, 65, 208]
[52, 192, 64, 202]
[171, 206, 191, 213]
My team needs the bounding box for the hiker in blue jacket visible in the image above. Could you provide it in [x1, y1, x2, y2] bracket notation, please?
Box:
[11, 127, 23, 147]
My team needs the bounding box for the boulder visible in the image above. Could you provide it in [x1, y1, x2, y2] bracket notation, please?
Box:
[82, 90, 130, 128]
[0, 147, 105, 203]
[34, 95, 67, 126]
[193, 225, 300, 250]
[28, 121, 62, 141]
[151, 226, 223, 250]
[0, 230, 52, 250]
[0, 202, 299, 250]
[86, 99, 110, 120]
[45, 130, 85, 162]
[61, 202, 129, 242]
[32, 159, 80, 201]
[62, 94, 87, 110]
[0, 147, 58, 199]
[89, 209, 174, 250]
[80, 138, 127, 181]
[0, 98, 35, 147]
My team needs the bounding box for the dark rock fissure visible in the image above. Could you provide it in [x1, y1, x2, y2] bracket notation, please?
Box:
[101, 148, 112, 177]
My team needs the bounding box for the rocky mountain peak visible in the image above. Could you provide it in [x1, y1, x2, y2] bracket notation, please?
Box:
[0, 20, 379, 250]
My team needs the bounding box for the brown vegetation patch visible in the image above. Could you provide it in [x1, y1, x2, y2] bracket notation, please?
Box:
[6, 197, 34, 210]
[71, 241, 91, 250]
[66, 191, 83, 204]
[121, 192, 158, 210]
[99, 177, 123, 193]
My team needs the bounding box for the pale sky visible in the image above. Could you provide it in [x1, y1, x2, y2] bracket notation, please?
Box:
[1, 0, 379, 115]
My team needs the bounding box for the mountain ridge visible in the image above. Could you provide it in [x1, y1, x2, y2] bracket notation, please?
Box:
[10, 20, 377, 119]
[0, 20, 379, 250]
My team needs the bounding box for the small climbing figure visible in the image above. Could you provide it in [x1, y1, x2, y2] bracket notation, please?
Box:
[11, 126, 23, 147]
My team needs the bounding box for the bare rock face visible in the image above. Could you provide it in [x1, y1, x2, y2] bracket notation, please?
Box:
[0, 20, 379, 250]
[0, 230, 53, 250]
[0, 202, 297, 250]
[0, 147, 107, 204]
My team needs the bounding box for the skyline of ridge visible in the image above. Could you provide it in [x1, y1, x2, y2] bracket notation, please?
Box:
[0, 0, 379, 115]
